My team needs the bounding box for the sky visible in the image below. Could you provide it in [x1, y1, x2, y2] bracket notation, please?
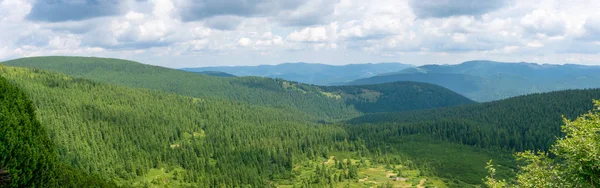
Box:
[0, 0, 599, 68]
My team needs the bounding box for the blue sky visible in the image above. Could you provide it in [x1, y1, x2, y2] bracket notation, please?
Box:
[0, 0, 599, 68]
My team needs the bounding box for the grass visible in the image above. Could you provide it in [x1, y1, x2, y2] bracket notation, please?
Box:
[170, 130, 205, 149]
[273, 138, 513, 187]
[114, 166, 190, 187]
[276, 153, 448, 188]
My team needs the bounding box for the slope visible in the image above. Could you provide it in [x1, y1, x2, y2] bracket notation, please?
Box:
[321, 81, 475, 113]
[0, 75, 116, 187]
[0, 65, 352, 187]
[343, 89, 600, 184]
[181, 62, 412, 85]
[2, 56, 472, 119]
[347, 88, 600, 152]
[348, 60, 600, 101]
[348, 73, 483, 100]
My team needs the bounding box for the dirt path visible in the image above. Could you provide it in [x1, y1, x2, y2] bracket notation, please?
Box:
[417, 178, 426, 188]
[358, 176, 369, 182]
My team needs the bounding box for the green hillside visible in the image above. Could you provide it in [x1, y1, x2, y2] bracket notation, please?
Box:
[0, 65, 350, 187]
[322, 81, 475, 113]
[0, 74, 115, 187]
[340, 89, 600, 184]
[347, 89, 600, 151]
[0, 74, 59, 187]
[2, 56, 474, 120]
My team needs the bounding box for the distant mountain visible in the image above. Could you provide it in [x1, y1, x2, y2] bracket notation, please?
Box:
[322, 81, 474, 113]
[2, 56, 471, 120]
[195, 71, 237, 77]
[347, 60, 600, 101]
[181, 62, 412, 85]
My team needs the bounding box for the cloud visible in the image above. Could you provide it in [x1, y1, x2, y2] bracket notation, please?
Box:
[336, 0, 415, 41]
[48, 34, 82, 49]
[580, 16, 600, 41]
[176, 0, 304, 21]
[286, 26, 329, 43]
[203, 16, 243, 30]
[27, 0, 125, 22]
[3, 0, 600, 66]
[520, 9, 568, 37]
[175, 0, 336, 27]
[274, 0, 338, 26]
[527, 40, 544, 48]
[409, 0, 506, 18]
[237, 38, 251, 46]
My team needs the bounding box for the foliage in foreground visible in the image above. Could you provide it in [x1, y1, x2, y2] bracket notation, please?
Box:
[0, 75, 116, 187]
[0, 75, 55, 187]
[486, 100, 600, 187]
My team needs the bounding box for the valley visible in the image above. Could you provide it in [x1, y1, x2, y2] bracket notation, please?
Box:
[1, 56, 599, 188]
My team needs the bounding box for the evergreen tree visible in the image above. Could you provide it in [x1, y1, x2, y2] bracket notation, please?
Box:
[485, 100, 600, 187]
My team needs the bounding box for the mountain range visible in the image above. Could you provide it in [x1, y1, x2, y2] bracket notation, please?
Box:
[182, 60, 600, 102]
[181, 62, 412, 85]
[348, 60, 600, 101]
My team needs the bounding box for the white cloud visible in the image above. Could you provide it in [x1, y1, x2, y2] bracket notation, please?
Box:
[255, 36, 284, 47]
[192, 27, 212, 38]
[237, 38, 251, 46]
[125, 11, 145, 20]
[520, 9, 568, 37]
[452, 33, 467, 43]
[503, 45, 520, 53]
[48, 35, 82, 49]
[527, 40, 544, 48]
[1, 0, 600, 66]
[286, 26, 329, 42]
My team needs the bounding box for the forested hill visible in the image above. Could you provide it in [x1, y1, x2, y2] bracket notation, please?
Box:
[181, 62, 412, 85]
[321, 81, 475, 113]
[2, 56, 473, 120]
[0, 65, 350, 187]
[347, 89, 600, 151]
[0, 75, 116, 187]
[1, 75, 58, 187]
[347, 60, 600, 102]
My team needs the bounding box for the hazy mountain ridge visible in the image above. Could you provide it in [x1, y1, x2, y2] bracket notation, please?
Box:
[194, 71, 237, 77]
[348, 60, 600, 101]
[181, 62, 413, 85]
